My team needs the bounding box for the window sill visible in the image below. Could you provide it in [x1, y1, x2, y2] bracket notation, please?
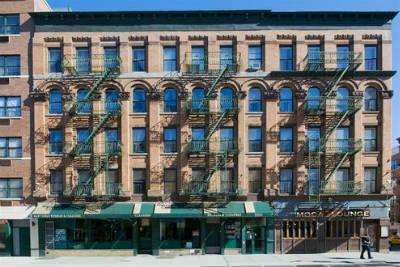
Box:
[45, 114, 64, 117]
[279, 152, 295, 156]
[0, 117, 22, 119]
[278, 112, 295, 115]
[246, 152, 264, 155]
[0, 75, 25, 78]
[130, 113, 148, 116]
[246, 112, 263, 115]
[0, 197, 23, 201]
[160, 112, 178, 115]
[0, 157, 22, 160]
[161, 152, 179, 156]
[0, 34, 21, 37]
[46, 154, 64, 157]
[363, 111, 379, 114]
[130, 153, 148, 156]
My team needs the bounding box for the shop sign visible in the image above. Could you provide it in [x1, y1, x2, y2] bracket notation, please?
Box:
[296, 209, 370, 218]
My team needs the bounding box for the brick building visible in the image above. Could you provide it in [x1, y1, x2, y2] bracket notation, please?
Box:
[390, 138, 400, 234]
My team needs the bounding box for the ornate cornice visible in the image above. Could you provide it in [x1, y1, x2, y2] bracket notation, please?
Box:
[362, 34, 382, 40]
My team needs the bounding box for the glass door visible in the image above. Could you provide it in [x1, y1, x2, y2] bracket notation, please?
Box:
[245, 226, 265, 254]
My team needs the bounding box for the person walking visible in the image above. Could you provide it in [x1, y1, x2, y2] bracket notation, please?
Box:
[360, 233, 373, 259]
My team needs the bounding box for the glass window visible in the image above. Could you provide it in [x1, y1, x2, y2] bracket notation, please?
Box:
[132, 47, 146, 72]
[105, 128, 119, 153]
[0, 137, 22, 158]
[364, 87, 378, 111]
[0, 55, 20, 76]
[248, 45, 262, 70]
[163, 46, 177, 72]
[163, 88, 178, 112]
[220, 87, 235, 112]
[308, 127, 320, 152]
[49, 129, 63, 155]
[336, 87, 349, 113]
[248, 168, 262, 193]
[104, 89, 119, 112]
[163, 127, 177, 153]
[279, 88, 293, 112]
[49, 89, 63, 114]
[364, 127, 377, 152]
[365, 45, 378, 71]
[336, 168, 349, 193]
[48, 48, 62, 73]
[191, 46, 205, 72]
[221, 168, 235, 193]
[280, 46, 293, 71]
[391, 159, 398, 170]
[191, 127, 206, 152]
[76, 170, 91, 196]
[220, 127, 235, 152]
[77, 169, 90, 185]
[191, 87, 206, 112]
[92, 220, 132, 243]
[336, 127, 349, 153]
[164, 168, 177, 194]
[280, 127, 293, 153]
[248, 88, 262, 112]
[0, 96, 21, 117]
[308, 168, 320, 195]
[248, 127, 262, 152]
[105, 169, 119, 195]
[280, 168, 293, 194]
[192, 168, 206, 182]
[0, 178, 22, 198]
[364, 167, 377, 194]
[50, 170, 63, 195]
[76, 128, 91, 154]
[76, 89, 91, 114]
[76, 47, 90, 73]
[307, 87, 321, 111]
[132, 88, 147, 113]
[337, 45, 350, 69]
[307, 45, 322, 71]
[220, 45, 233, 69]
[0, 15, 20, 35]
[132, 127, 146, 153]
[133, 169, 146, 194]
[104, 47, 118, 70]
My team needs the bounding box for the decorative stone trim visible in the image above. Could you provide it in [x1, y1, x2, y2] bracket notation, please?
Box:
[217, 35, 236, 41]
[119, 91, 130, 101]
[100, 36, 120, 42]
[353, 91, 364, 97]
[44, 37, 63, 43]
[148, 89, 161, 100]
[277, 34, 296, 40]
[362, 34, 382, 40]
[245, 34, 265, 41]
[30, 91, 47, 102]
[237, 91, 247, 99]
[264, 90, 278, 99]
[295, 90, 307, 99]
[305, 34, 324, 40]
[160, 35, 179, 41]
[129, 36, 148, 42]
[62, 94, 73, 101]
[381, 90, 393, 99]
[188, 35, 208, 41]
[334, 34, 353, 40]
[72, 37, 91, 42]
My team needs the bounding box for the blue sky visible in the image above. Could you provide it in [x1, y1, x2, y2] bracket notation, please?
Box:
[48, 0, 400, 146]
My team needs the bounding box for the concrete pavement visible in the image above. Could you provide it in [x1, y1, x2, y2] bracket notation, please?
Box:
[0, 252, 399, 267]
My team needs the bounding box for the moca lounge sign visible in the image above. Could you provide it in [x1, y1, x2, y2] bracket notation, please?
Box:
[295, 209, 370, 218]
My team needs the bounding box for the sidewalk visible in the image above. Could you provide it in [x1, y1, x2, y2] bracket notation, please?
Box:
[0, 252, 399, 267]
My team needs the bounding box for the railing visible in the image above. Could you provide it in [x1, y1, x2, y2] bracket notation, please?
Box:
[319, 181, 362, 195]
[181, 180, 238, 195]
[305, 51, 363, 71]
[220, 97, 238, 112]
[105, 141, 121, 154]
[187, 100, 209, 113]
[220, 140, 239, 154]
[189, 140, 209, 153]
[66, 141, 121, 156]
[73, 184, 92, 197]
[304, 96, 363, 114]
[183, 52, 241, 74]
[63, 54, 122, 75]
[71, 142, 93, 155]
[305, 138, 362, 154]
[105, 182, 120, 196]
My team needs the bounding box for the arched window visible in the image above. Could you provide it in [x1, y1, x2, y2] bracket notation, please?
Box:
[220, 87, 235, 112]
[249, 88, 262, 112]
[132, 88, 147, 113]
[307, 87, 321, 112]
[163, 88, 178, 112]
[336, 87, 349, 112]
[105, 89, 119, 112]
[191, 87, 206, 112]
[364, 87, 378, 111]
[279, 87, 293, 112]
[49, 89, 63, 114]
[76, 88, 91, 114]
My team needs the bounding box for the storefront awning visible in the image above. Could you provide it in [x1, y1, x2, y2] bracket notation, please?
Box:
[133, 202, 154, 218]
[153, 203, 203, 218]
[84, 203, 134, 219]
[32, 203, 85, 218]
[0, 206, 35, 220]
[204, 202, 273, 217]
[245, 201, 274, 217]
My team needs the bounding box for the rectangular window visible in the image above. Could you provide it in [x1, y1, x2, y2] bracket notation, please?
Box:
[0, 55, 20, 76]
[76, 47, 90, 73]
[163, 46, 177, 72]
[280, 127, 293, 153]
[0, 96, 21, 117]
[49, 129, 63, 155]
[133, 169, 146, 194]
[132, 47, 146, 72]
[307, 45, 322, 71]
[77, 169, 91, 196]
[191, 46, 205, 72]
[221, 168, 235, 193]
[248, 127, 262, 152]
[105, 128, 119, 154]
[364, 167, 377, 194]
[220, 127, 235, 152]
[0, 137, 22, 158]
[48, 48, 62, 73]
[336, 168, 350, 193]
[308, 127, 320, 152]
[336, 127, 350, 153]
[364, 127, 377, 152]
[337, 45, 350, 69]
[191, 127, 206, 152]
[132, 128, 146, 153]
[76, 128, 91, 154]
[163, 127, 177, 153]
[220, 45, 233, 69]
[248, 45, 262, 70]
[164, 168, 177, 194]
[0, 178, 22, 198]
[280, 168, 293, 194]
[191, 168, 206, 192]
[392, 159, 399, 170]
[50, 170, 63, 195]
[105, 169, 119, 195]
[0, 15, 19, 35]
[104, 47, 118, 70]
[248, 168, 262, 193]
[326, 219, 361, 238]
[282, 220, 317, 239]
[308, 168, 320, 195]
[280, 45, 293, 71]
[365, 45, 378, 71]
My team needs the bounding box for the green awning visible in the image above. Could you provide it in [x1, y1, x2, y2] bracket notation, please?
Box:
[204, 202, 245, 217]
[84, 203, 134, 219]
[153, 203, 202, 218]
[132, 203, 154, 218]
[32, 204, 85, 218]
[245, 201, 273, 217]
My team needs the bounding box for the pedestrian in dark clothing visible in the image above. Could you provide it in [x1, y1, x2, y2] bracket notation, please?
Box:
[360, 234, 373, 259]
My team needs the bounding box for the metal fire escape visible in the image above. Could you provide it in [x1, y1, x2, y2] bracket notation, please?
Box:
[183, 52, 241, 197]
[62, 55, 122, 198]
[304, 51, 363, 201]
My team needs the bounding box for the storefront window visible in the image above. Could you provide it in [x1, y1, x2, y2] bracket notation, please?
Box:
[92, 220, 132, 242]
[224, 219, 241, 248]
[0, 223, 7, 250]
[326, 219, 361, 238]
[282, 220, 317, 239]
[160, 219, 201, 249]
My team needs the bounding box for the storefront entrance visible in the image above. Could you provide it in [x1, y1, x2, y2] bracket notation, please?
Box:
[138, 219, 152, 254]
[205, 222, 221, 254]
[364, 221, 379, 252]
[245, 226, 266, 254]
